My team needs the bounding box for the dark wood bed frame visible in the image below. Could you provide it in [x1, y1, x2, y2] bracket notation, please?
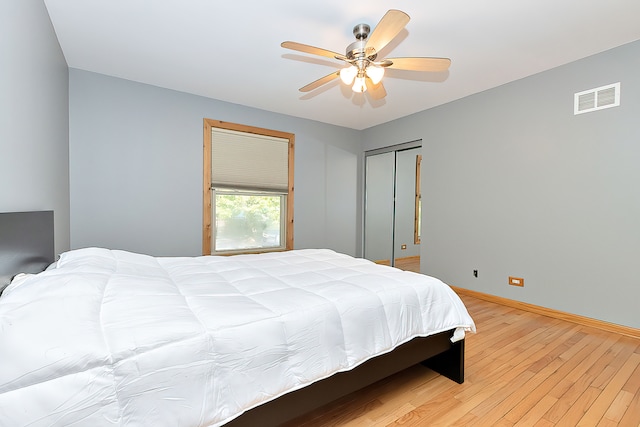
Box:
[0, 210, 465, 426]
[227, 330, 464, 426]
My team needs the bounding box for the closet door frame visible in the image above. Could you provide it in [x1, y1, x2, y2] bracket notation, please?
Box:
[363, 140, 422, 267]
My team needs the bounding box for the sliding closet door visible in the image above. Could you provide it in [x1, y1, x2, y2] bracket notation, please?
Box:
[394, 148, 421, 266]
[364, 152, 395, 265]
[364, 143, 421, 270]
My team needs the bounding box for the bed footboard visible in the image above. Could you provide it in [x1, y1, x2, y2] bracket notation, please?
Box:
[423, 336, 464, 384]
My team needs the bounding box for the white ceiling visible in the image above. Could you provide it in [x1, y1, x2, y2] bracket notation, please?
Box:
[44, 0, 640, 130]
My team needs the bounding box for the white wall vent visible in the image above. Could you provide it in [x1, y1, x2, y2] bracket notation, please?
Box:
[574, 82, 620, 115]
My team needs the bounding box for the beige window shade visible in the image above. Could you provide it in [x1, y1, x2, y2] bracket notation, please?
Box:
[211, 128, 289, 192]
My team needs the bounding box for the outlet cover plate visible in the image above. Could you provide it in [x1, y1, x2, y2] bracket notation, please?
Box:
[509, 276, 524, 287]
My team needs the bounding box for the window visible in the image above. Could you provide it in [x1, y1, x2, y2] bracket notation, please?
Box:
[203, 119, 294, 255]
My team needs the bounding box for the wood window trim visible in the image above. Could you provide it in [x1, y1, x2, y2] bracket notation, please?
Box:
[202, 119, 294, 255]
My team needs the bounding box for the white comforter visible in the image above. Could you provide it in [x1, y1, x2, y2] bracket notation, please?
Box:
[0, 248, 475, 426]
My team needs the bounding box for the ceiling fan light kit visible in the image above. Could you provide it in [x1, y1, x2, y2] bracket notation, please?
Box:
[352, 76, 367, 93]
[281, 9, 451, 99]
[339, 65, 383, 92]
[365, 66, 384, 85]
[339, 65, 358, 85]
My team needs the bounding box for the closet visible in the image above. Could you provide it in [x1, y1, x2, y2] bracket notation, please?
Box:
[364, 142, 421, 272]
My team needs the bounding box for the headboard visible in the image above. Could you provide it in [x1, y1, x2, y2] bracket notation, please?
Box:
[0, 211, 55, 292]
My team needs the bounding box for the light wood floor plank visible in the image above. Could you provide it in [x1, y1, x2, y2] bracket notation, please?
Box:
[513, 394, 557, 427]
[552, 386, 601, 426]
[577, 352, 640, 426]
[623, 355, 640, 393]
[542, 336, 621, 423]
[602, 390, 635, 424]
[618, 390, 640, 426]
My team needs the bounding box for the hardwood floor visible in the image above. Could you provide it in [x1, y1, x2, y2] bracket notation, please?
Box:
[376, 257, 421, 273]
[393, 256, 420, 274]
[287, 295, 640, 426]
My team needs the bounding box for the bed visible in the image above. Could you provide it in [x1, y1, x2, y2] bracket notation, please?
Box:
[0, 211, 475, 426]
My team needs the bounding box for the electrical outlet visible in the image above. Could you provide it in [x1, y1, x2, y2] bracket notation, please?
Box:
[401, 244, 407, 250]
[473, 270, 478, 278]
[509, 276, 524, 287]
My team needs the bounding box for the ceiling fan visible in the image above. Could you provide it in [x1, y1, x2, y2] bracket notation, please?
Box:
[281, 9, 451, 99]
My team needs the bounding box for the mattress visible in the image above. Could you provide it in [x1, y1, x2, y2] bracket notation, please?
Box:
[0, 248, 475, 426]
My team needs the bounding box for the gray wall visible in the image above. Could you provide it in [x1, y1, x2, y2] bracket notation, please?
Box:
[363, 40, 640, 328]
[0, 0, 70, 256]
[69, 70, 362, 257]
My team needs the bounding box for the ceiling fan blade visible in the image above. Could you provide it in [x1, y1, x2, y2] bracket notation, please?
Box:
[386, 57, 451, 72]
[299, 71, 340, 92]
[365, 9, 410, 55]
[365, 78, 386, 100]
[281, 41, 348, 61]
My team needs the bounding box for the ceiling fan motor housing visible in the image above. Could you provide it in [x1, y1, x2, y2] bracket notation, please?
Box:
[353, 23, 370, 40]
[347, 24, 378, 62]
[346, 40, 370, 60]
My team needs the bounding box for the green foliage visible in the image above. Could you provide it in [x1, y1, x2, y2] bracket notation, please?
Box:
[215, 193, 281, 248]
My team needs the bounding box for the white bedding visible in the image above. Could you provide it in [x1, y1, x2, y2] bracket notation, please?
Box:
[0, 248, 475, 426]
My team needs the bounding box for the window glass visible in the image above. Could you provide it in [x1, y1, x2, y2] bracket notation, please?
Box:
[214, 192, 284, 252]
